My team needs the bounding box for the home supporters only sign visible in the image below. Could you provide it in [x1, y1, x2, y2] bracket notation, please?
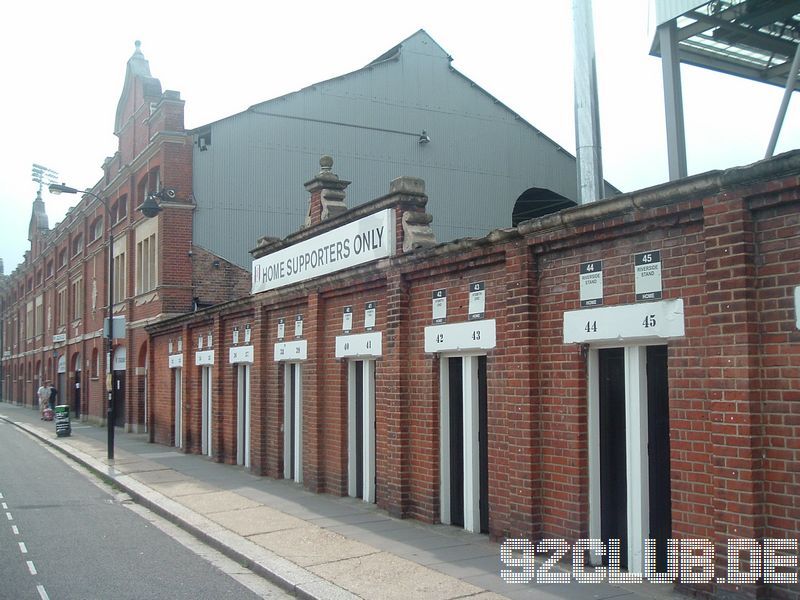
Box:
[251, 209, 395, 294]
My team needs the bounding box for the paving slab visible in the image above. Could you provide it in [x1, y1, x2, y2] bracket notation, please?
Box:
[308, 511, 392, 528]
[250, 525, 378, 567]
[209, 505, 308, 536]
[177, 490, 261, 514]
[326, 518, 411, 536]
[131, 468, 193, 485]
[148, 479, 218, 497]
[309, 551, 485, 600]
[110, 459, 172, 473]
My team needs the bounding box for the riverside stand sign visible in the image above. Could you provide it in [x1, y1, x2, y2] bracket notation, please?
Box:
[251, 209, 395, 294]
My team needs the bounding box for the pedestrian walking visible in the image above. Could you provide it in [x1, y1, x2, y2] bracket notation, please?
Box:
[37, 381, 50, 418]
[49, 383, 58, 411]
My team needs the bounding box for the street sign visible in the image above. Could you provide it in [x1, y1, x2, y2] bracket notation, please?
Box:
[102, 316, 126, 339]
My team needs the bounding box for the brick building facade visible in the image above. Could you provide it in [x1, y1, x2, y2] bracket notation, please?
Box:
[0, 42, 248, 429]
[147, 152, 800, 599]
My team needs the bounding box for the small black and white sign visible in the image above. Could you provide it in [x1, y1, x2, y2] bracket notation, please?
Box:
[207, 333, 213, 348]
[468, 281, 485, 321]
[634, 251, 662, 301]
[244, 323, 252, 343]
[177, 338, 183, 352]
[295, 314, 303, 337]
[432, 289, 447, 324]
[198, 336, 203, 350]
[168, 339, 173, 353]
[364, 301, 376, 331]
[580, 261, 603, 307]
[277, 318, 285, 340]
[232, 326, 239, 345]
[342, 306, 353, 333]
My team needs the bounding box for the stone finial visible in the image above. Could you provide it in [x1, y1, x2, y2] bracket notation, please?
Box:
[304, 155, 351, 228]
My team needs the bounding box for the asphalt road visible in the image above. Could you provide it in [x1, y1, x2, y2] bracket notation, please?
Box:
[0, 419, 289, 599]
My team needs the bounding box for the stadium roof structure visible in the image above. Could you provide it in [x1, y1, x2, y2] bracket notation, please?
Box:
[650, 0, 800, 180]
[650, 0, 800, 88]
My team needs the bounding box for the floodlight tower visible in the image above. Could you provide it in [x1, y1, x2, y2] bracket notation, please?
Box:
[32, 164, 59, 193]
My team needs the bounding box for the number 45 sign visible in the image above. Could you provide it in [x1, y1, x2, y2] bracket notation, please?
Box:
[563, 300, 685, 344]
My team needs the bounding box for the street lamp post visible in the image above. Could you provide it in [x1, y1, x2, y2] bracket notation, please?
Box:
[48, 183, 164, 461]
[49, 183, 117, 460]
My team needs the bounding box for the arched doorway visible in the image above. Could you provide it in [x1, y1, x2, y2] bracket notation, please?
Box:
[56, 354, 66, 408]
[113, 346, 127, 427]
[137, 342, 149, 432]
[71, 352, 82, 418]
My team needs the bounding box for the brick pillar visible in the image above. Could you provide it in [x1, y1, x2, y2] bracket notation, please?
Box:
[496, 240, 540, 539]
[703, 194, 764, 599]
[211, 314, 225, 463]
[180, 324, 191, 453]
[303, 293, 323, 492]
[250, 305, 268, 475]
[264, 310, 283, 479]
[378, 271, 410, 517]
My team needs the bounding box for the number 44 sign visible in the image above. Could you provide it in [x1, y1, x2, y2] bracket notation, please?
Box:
[563, 299, 685, 344]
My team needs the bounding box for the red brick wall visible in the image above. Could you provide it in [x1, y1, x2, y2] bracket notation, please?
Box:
[191, 246, 250, 308]
[146, 156, 800, 600]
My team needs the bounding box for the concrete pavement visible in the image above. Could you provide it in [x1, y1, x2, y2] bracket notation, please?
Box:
[0, 401, 684, 600]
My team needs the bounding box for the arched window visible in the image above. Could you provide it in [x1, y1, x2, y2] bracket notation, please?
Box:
[89, 216, 104, 243]
[72, 233, 84, 256]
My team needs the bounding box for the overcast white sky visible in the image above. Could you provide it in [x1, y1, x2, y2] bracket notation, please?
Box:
[1, 0, 798, 273]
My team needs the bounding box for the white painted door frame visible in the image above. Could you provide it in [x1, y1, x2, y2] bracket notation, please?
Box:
[236, 364, 251, 468]
[174, 367, 182, 449]
[347, 359, 376, 503]
[283, 363, 303, 483]
[201, 366, 212, 457]
[587, 345, 650, 572]
[439, 353, 483, 533]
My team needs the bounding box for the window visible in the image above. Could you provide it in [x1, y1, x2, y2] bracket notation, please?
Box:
[46, 261, 53, 278]
[113, 252, 126, 302]
[26, 301, 34, 339]
[56, 288, 67, 327]
[34, 295, 43, 336]
[115, 196, 128, 223]
[72, 234, 84, 256]
[58, 248, 67, 268]
[27, 277, 33, 292]
[71, 278, 83, 321]
[36, 270, 42, 286]
[138, 168, 161, 208]
[89, 217, 104, 243]
[136, 234, 158, 294]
